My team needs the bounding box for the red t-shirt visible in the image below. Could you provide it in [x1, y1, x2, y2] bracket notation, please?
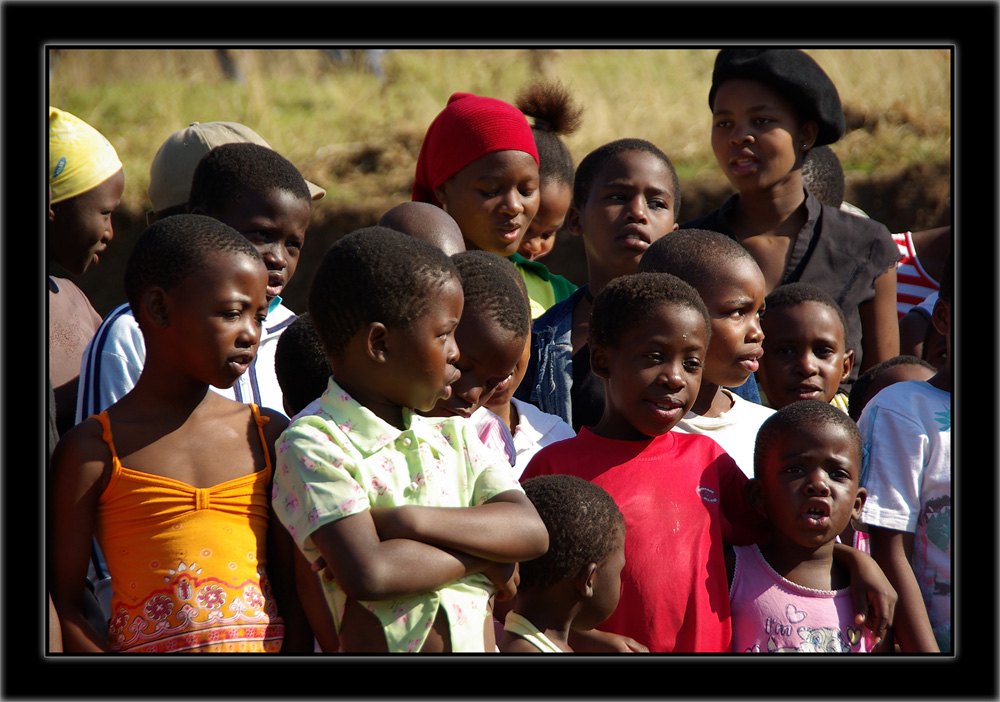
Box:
[521, 427, 768, 653]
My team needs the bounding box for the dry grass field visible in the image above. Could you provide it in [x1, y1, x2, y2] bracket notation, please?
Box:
[48, 47, 952, 315]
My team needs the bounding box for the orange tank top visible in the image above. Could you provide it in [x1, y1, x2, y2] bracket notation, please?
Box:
[95, 404, 284, 652]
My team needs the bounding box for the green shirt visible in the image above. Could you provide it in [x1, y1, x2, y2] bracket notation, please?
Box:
[273, 378, 523, 652]
[509, 253, 578, 319]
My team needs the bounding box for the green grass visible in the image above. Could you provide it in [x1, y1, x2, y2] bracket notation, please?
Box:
[48, 48, 952, 215]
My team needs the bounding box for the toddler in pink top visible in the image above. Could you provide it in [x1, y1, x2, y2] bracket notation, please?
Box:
[729, 400, 887, 653]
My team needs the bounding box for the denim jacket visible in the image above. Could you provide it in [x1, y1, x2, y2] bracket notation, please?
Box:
[513, 284, 762, 428]
[514, 286, 586, 428]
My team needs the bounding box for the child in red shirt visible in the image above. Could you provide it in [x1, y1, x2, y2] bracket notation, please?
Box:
[520, 271, 765, 652]
[521, 272, 896, 652]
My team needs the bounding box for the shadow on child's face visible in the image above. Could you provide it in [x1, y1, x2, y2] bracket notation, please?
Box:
[697, 259, 766, 390]
[210, 188, 312, 301]
[518, 181, 571, 261]
[573, 150, 679, 281]
[757, 301, 852, 409]
[435, 150, 540, 257]
[424, 310, 526, 420]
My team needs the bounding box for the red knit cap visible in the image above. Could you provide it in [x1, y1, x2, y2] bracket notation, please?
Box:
[412, 92, 540, 206]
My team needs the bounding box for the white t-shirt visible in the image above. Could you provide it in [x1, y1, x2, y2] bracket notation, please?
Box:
[509, 397, 576, 478]
[857, 379, 951, 652]
[673, 389, 775, 479]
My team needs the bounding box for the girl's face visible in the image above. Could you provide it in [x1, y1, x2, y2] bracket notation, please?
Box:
[48, 168, 125, 275]
[380, 276, 464, 415]
[424, 308, 526, 420]
[517, 180, 572, 261]
[570, 150, 679, 283]
[434, 150, 540, 257]
[698, 258, 767, 390]
[757, 301, 854, 409]
[165, 251, 269, 389]
[592, 302, 707, 441]
[210, 188, 311, 302]
[710, 78, 817, 196]
[753, 421, 865, 553]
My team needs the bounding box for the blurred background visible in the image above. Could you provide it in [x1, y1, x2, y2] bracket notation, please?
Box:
[47, 47, 952, 317]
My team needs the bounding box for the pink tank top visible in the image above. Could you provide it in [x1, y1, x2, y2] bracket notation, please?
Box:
[729, 545, 876, 653]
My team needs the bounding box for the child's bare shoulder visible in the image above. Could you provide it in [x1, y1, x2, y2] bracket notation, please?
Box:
[50, 416, 114, 487]
[52, 415, 108, 458]
[258, 406, 291, 445]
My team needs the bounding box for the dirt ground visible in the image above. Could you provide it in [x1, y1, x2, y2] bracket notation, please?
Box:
[68, 159, 951, 319]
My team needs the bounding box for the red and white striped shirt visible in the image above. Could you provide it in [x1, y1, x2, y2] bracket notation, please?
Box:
[892, 231, 940, 318]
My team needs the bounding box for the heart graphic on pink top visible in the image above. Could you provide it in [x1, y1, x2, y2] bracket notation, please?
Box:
[785, 604, 807, 623]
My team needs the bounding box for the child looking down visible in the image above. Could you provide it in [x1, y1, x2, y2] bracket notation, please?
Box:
[271, 227, 548, 653]
[500, 474, 625, 653]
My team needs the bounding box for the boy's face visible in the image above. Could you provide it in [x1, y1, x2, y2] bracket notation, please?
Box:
[570, 150, 679, 282]
[164, 251, 269, 389]
[757, 300, 854, 408]
[710, 78, 817, 195]
[381, 277, 464, 413]
[518, 180, 571, 261]
[47, 168, 124, 276]
[210, 188, 311, 302]
[434, 150, 540, 257]
[424, 309, 526, 419]
[592, 302, 706, 441]
[698, 258, 767, 389]
[753, 421, 865, 552]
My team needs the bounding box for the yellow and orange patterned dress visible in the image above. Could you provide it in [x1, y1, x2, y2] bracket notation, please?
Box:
[94, 405, 284, 652]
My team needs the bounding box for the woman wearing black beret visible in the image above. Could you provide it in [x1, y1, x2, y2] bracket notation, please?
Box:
[682, 48, 901, 392]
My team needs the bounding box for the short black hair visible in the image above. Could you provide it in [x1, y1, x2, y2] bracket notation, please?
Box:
[847, 354, 935, 421]
[515, 79, 583, 189]
[308, 226, 459, 360]
[188, 142, 310, 214]
[573, 138, 681, 217]
[637, 228, 757, 293]
[589, 271, 710, 351]
[764, 281, 850, 349]
[274, 312, 332, 417]
[754, 399, 862, 479]
[518, 474, 625, 590]
[451, 250, 530, 341]
[801, 144, 846, 208]
[124, 213, 262, 315]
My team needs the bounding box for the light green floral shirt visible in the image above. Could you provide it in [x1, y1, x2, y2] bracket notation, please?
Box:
[273, 378, 523, 652]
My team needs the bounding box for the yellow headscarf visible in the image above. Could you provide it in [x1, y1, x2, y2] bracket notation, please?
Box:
[48, 106, 123, 204]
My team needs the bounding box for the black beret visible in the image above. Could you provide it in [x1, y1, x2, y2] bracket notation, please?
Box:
[708, 49, 846, 146]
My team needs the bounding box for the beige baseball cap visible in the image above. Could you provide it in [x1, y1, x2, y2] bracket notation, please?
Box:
[147, 121, 326, 214]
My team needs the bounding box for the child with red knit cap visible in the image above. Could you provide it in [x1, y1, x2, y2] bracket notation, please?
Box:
[412, 91, 576, 318]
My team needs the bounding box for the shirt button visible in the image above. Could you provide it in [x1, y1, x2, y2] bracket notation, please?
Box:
[410, 481, 420, 491]
[402, 437, 412, 446]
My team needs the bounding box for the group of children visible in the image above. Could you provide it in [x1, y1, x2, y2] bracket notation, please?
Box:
[47, 48, 952, 655]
